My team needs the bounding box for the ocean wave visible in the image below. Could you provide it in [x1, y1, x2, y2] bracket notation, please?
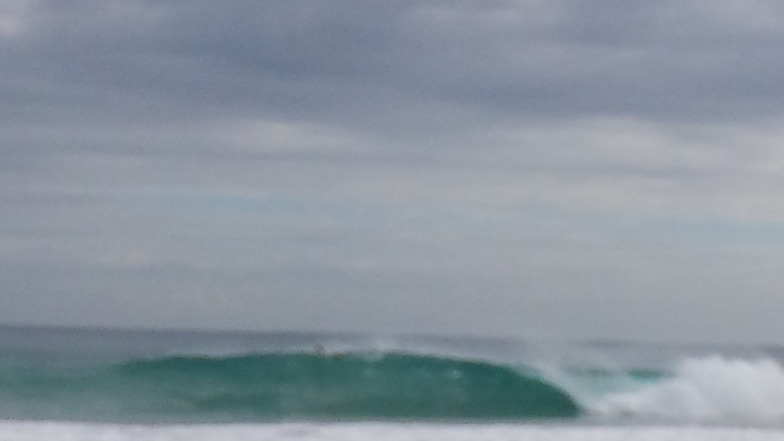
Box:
[0, 351, 579, 422]
[4, 345, 784, 425]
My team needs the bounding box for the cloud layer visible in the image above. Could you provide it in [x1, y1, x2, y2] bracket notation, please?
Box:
[3, 0, 784, 342]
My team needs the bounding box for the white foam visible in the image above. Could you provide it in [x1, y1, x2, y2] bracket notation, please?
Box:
[591, 356, 784, 423]
[1, 421, 782, 441]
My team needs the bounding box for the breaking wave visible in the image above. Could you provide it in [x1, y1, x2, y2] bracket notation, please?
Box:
[588, 355, 784, 423]
[3, 346, 784, 425]
[0, 351, 578, 422]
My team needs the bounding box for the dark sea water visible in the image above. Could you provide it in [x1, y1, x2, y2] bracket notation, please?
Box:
[2, 325, 784, 440]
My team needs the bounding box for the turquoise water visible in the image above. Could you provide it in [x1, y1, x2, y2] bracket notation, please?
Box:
[0, 326, 782, 425]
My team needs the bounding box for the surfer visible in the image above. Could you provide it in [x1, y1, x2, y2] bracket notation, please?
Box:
[314, 344, 346, 358]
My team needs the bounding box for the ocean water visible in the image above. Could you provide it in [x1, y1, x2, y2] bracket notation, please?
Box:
[2, 326, 784, 440]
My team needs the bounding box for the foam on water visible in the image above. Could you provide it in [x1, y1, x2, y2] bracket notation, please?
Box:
[1, 421, 783, 441]
[589, 356, 784, 423]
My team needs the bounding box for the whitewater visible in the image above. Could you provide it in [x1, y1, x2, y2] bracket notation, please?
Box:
[3, 326, 784, 440]
[3, 421, 784, 441]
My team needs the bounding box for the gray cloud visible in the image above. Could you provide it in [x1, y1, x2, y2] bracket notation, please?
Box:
[4, 0, 784, 130]
[4, 0, 784, 342]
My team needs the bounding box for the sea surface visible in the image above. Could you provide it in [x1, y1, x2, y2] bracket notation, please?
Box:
[2, 325, 784, 440]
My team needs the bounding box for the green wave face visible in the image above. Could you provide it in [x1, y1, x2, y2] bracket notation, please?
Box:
[0, 352, 580, 422]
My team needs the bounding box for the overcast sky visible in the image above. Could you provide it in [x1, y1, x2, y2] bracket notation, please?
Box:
[3, 0, 784, 343]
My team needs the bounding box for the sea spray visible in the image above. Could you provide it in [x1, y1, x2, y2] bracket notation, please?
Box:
[591, 355, 784, 423]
